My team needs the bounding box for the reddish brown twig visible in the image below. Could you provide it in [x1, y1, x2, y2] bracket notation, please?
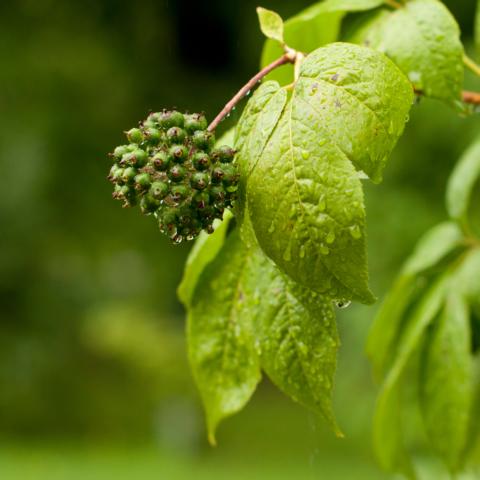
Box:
[208, 52, 296, 132]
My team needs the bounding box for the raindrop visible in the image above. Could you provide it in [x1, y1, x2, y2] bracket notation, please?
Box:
[334, 300, 351, 309]
[319, 244, 329, 255]
[349, 224, 362, 239]
[325, 231, 335, 244]
[302, 150, 310, 159]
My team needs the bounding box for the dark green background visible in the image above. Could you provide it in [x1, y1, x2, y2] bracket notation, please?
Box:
[0, 0, 479, 478]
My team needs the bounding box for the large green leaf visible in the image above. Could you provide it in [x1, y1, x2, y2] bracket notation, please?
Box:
[261, 0, 384, 85]
[253, 261, 341, 434]
[348, 0, 464, 104]
[187, 231, 261, 444]
[367, 221, 465, 377]
[188, 228, 341, 440]
[177, 210, 234, 307]
[420, 293, 473, 472]
[447, 139, 480, 231]
[239, 43, 412, 303]
[373, 274, 449, 472]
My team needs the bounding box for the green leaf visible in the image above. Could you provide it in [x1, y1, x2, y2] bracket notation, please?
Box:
[454, 247, 480, 302]
[187, 231, 261, 444]
[177, 210, 234, 307]
[188, 227, 341, 440]
[373, 371, 414, 475]
[373, 273, 450, 472]
[420, 293, 473, 472]
[349, 0, 464, 104]
[240, 43, 412, 303]
[447, 139, 480, 230]
[261, 0, 384, 85]
[402, 221, 465, 276]
[257, 7, 284, 44]
[367, 221, 465, 377]
[254, 263, 341, 434]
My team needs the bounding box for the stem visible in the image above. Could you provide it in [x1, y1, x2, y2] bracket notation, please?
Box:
[384, 0, 403, 8]
[463, 54, 480, 78]
[208, 52, 296, 132]
[414, 87, 480, 105]
[461, 90, 480, 105]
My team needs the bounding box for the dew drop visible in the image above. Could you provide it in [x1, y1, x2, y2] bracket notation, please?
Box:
[319, 244, 330, 255]
[283, 248, 292, 262]
[299, 245, 306, 258]
[334, 300, 351, 309]
[326, 231, 335, 244]
[268, 223, 276, 234]
[302, 150, 310, 159]
[318, 196, 326, 212]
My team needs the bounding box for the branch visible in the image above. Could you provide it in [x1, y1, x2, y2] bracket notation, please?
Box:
[414, 87, 480, 105]
[208, 52, 296, 132]
[463, 54, 480, 78]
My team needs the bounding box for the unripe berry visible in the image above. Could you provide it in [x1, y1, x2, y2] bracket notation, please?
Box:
[166, 127, 186, 145]
[112, 167, 125, 183]
[221, 164, 238, 187]
[212, 145, 235, 163]
[211, 166, 225, 184]
[122, 166, 137, 185]
[168, 165, 186, 182]
[121, 149, 148, 167]
[210, 185, 226, 202]
[191, 172, 209, 190]
[113, 145, 130, 159]
[184, 113, 208, 133]
[193, 191, 210, 209]
[150, 181, 169, 200]
[161, 208, 178, 227]
[134, 172, 152, 190]
[144, 127, 162, 145]
[152, 151, 170, 171]
[171, 185, 189, 202]
[169, 145, 188, 163]
[140, 194, 161, 214]
[192, 130, 215, 151]
[192, 152, 210, 171]
[159, 110, 184, 129]
[126, 128, 144, 144]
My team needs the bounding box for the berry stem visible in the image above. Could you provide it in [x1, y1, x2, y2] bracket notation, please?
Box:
[463, 54, 480, 78]
[208, 52, 296, 132]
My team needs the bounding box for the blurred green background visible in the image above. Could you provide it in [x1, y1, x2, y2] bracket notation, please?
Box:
[1, 0, 480, 478]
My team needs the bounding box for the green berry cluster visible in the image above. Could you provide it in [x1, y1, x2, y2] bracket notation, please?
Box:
[107, 111, 238, 243]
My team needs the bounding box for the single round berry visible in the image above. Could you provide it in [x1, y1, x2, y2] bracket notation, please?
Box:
[126, 127, 144, 144]
[169, 145, 188, 163]
[134, 172, 152, 190]
[150, 181, 169, 200]
[211, 166, 225, 184]
[122, 166, 137, 185]
[144, 127, 162, 145]
[166, 127, 186, 144]
[152, 151, 170, 170]
[193, 191, 210, 209]
[191, 172, 209, 190]
[112, 167, 125, 184]
[192, 152, 210, 171]
[122, 149, 148, 167]
[184, 113, 208, 133]
[168, 165, 186, 182]
[140, 194, 160, 214]
[221, 164, 238, 187]
[192, 130, 215, 151]
[171, 185, 189, 202]
[108, 164, 121, 182]
[113, 145, 130, 159]
[160, 208, 178, 228]
[212, 145, 235, 163]
[210, 185, 226, 202]
[159, 110, 184, 129]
